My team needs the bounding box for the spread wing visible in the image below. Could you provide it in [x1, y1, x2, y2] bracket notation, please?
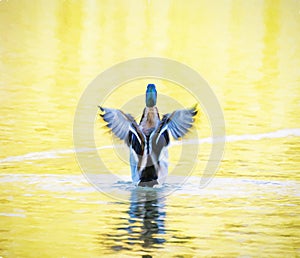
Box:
[98, 106, 136, 141]
[149, 105, 197, 166]
[159, 105, 198, 140]
[98, 106, 145, 155]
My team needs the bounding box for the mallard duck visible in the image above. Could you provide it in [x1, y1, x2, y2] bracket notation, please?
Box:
[98, 84, 197, 187]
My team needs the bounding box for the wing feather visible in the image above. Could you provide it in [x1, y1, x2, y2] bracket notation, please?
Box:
[98, 106, 138, 142]
[98, 106, 146, 168]
[162, 105, 198, 140]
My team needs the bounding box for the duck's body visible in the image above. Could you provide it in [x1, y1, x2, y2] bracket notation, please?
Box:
[99, 84, 197, 187]
[130, 106, 169, 186]
[139, 108, 159, 137]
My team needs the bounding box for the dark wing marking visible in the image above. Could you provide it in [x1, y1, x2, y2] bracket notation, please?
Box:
[128, 123, 145, 155]
[148, 120, 170, 168]
[139, 107, 146, 124]
[161, 105, 198, 140]
[152, 129, 169, 157]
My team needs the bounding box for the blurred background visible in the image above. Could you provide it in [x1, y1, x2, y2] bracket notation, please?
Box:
[0, 0, 299, 257]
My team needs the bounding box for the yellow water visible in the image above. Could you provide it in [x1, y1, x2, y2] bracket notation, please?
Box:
[1, 0, 300, 257]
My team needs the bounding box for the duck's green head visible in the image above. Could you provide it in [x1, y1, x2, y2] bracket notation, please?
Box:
[146, 84, 157, 107]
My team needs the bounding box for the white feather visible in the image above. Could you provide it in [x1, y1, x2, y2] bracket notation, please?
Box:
[129, 125, 141, 145]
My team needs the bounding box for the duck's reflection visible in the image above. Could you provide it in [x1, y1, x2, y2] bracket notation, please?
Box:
[102, 188, 167, 253]
[127, 189, 166, 248]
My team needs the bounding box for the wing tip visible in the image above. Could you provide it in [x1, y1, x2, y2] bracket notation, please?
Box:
[98, 105, 104, 112]
[190, 103, 199, 116]
[98, 106, 106, 118]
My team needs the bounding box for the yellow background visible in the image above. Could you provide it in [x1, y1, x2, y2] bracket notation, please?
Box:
[0, 0, 300, 257]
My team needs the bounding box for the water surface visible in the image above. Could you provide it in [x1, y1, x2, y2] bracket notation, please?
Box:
[1, 0, 300, 257]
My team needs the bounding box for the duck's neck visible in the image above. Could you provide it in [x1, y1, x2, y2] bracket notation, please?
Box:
[140, 106, 160, 135]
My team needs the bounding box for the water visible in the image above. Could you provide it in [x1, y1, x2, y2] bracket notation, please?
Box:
[0, 173, 299, 256]
[1, 0, 300, 257]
